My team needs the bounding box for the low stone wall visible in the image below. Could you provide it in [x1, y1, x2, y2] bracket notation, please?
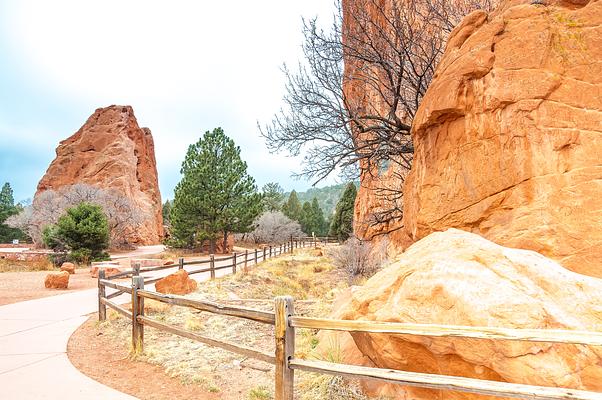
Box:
[0, 251, 49, 262]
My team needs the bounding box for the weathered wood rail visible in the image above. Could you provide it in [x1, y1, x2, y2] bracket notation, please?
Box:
[97, 238, 602, 400]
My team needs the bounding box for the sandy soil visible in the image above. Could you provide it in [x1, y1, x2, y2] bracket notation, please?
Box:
[0, 268, 98, 306]
[68, 316, 221, 400]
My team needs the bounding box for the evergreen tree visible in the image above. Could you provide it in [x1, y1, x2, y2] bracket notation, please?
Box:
[282, 190, 302, 222]
[43, 203, 110, 264]
[0, 182, 27, 243]
[311, 197, 327, 236]
[261, 182, 285, 212]
[300, 201, 313, 234]
[169, 128, 262, 253]
[162, 200, 172, 226]
[329, 182, 357, 240]
[0, 183, 14, 208]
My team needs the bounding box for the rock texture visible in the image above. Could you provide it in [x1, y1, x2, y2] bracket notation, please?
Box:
[36, 105, 163, 244]
[44, 271, 69, 289]
[155, 270, 197, 295]
[332, 229, 602, 399]
[397, 0, 602, 276]
[60, 262, 75, 274]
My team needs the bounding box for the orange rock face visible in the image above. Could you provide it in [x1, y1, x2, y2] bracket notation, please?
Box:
[385, 0, 602, 275]
[36, 105, 163, 245]
[44, 271, 69, 289]
[155, 270, 197, 295]
[333, 229, 602, 399]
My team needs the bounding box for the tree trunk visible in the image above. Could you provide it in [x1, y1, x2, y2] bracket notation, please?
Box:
[222, 231, 229, 254]
[210, 238, 216, 254]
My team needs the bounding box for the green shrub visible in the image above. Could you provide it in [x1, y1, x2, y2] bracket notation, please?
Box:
[43, 203, 110, 265]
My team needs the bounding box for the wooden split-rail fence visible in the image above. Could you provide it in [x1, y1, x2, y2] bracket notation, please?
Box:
[97, 239, 602, 400]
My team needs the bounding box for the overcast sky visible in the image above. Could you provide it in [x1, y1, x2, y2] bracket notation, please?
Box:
[0, 0, 338, 203]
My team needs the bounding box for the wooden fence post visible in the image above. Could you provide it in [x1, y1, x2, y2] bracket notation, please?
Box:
[269, 245, 272, 258]
[98, 269, 106, 321]
[263, 246, 267, 262]
[134, 261, 141, 276]
[275, 296, 295, 400]
[178, 257, 184, 270]
[244, 250, 248, 271]
[210, 254, 216, 280]
[132, 276, 145, 354]
[232, 252, 237, 274]
[255, 248, 258, 264]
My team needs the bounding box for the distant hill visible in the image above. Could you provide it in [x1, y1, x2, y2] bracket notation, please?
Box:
[287, 182, 357, 216]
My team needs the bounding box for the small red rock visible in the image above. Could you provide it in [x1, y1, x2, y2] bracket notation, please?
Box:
[90, 266, 123, 278]
[60, 262, 76, 274]
[155, 270, 197, 295]
[45, 271, 69, 289]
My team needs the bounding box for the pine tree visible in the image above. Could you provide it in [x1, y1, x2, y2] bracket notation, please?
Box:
[282, 190, 302, 222]
[311, 197, 327, 236]
[261, 182, 285, 212]
[300, 201, 313, 234]
[169, 128, 262, 253]
[0, 182, 26, 243]
[43, 203, 110, 264]
[0, 183, 14, 208]
[329, 182, 357, 240]
[162, 200, 172, 226]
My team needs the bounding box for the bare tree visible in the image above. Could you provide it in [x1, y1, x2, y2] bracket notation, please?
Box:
[329, 235, 389, 283]
[6, 184, 146, 248]
[261, 0, 495, 237]
[248, 211, 304, 244]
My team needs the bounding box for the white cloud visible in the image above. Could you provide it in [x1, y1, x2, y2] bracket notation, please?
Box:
[0, 0, 338, 198]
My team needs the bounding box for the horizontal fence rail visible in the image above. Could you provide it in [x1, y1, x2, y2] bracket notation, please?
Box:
[137, 289, 276, 325]
[289, 359, 602, 400]
[290, 317, 602, 347]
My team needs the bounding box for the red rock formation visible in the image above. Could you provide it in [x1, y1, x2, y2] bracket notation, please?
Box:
[155, 270, 198, 295]
[330, 229, 602, 399]
[44, 271, 69, 289]
[400, 0, 602, 276]
[36, 105, 163, 244]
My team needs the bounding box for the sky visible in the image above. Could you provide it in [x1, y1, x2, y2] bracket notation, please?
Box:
[0, 0, 339, 203]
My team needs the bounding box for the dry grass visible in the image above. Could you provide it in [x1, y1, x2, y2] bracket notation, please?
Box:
[0, 258, 55, 273]
[97, 248, 363, 399]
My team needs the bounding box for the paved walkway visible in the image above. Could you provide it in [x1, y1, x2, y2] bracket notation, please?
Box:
[0, 253, 242, 400]
[0, 289, 137, 399]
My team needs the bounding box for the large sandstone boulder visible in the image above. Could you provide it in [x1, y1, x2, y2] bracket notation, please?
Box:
[398, 0, 602, 276]
[35, 105, 163, 245]
[155, 270, 197, 295]
[332, 229, 602, 399]
[44, 271, 69, 289]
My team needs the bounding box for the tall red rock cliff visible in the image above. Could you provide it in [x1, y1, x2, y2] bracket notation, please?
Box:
[347, 0, 602, 276]
[36, 105, 163, 244]
[401, 0, 602, 276]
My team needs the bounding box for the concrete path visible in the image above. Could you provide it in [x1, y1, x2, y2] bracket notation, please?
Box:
[0, 253, 250, 399]
[110, 244, 166, 260]
[0, 290, 137, 399]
